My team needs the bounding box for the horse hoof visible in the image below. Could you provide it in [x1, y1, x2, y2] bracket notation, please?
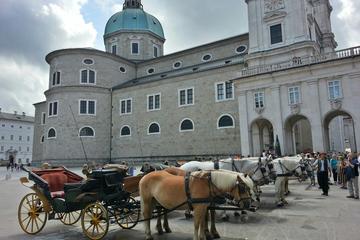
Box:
[234, 212, 240, 217]
[221, 215, 230, 221]
[212, 232, 221, 239]
[165, 228, 172, 233]
[205, 232, 213, 240]
[277, 202, 284, 207]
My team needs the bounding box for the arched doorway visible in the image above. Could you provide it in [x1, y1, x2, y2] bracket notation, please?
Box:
[250, 118, 274, 157]
[324, 110, 357, 152]
[284, 115, 313, 155]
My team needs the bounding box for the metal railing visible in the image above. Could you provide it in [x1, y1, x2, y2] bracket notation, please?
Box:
[241, 46, 360, 77]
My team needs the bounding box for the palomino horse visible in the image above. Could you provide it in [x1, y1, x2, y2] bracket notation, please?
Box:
[159, 168, 255, 239]
[139, 170, 252, 240]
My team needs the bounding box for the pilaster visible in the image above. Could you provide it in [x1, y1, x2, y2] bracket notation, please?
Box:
[238, 91, 250, 156]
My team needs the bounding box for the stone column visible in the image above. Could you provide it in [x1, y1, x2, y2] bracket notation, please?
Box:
[238, 91, 250, 157]
[271, 86, 285, 155]
[307, 80, 325, 152]
[353, 115, 360, 152]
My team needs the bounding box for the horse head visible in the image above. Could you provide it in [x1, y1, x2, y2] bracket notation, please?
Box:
[210, 170, 253, 209]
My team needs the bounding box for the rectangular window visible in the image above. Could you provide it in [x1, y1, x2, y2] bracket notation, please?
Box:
[288, 86, 300, 105]
[52, 72, 61, 86]
[120, 98, 132, 115]
[153, 45, 159, 58]
[0, 146, 4, 151]
[131, 42, 139, 55]
[19, 136, 22, 141]
[27, 136, 30, 142]
[254, 92, 265, 108]
[48, 101, 58, 117]
[79, 100, 96, 115]
[328, 80, 342, 100]
[10, 135, 14, 141]
[112, 44, 117, 54]
[1, 136, 4, 140]
[270, 24, 283, 45]
[81, 69, 96, 84]
[216, 82, 233, 101]
[19, 146, 21, 152]
[147, 94, 161, 111]
[27, 147, 30, 152]
[41, 112, 46, 125]
[179, 88, 194, 106]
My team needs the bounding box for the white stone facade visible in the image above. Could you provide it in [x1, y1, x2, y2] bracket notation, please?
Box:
[0, 111, 34, 164]
[32, 0, 360, 166]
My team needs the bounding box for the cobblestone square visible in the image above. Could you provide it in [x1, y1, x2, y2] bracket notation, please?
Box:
[1, 167, 360, 240]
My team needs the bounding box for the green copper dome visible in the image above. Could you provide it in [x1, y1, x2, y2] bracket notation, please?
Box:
[104, 8, 165, 40]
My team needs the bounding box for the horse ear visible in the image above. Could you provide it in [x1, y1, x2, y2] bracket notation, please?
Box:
[244, 173, 248, 178]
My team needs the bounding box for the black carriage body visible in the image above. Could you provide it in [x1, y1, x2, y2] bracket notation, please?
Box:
[23, 166, 132, 214]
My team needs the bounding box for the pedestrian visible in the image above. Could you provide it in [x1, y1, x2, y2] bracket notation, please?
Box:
[346, 153, 359, 199]
[339, 156, 347, 189]
[330, 154, 338, 184]
[317, 153, 332, 196]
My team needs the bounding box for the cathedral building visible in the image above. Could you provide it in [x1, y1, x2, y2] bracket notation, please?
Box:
[33, 0, 360, 166]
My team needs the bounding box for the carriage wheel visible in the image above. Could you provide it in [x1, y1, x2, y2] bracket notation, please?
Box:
[58, 210, 82, 225]
[81, 203, 109, 240]
[115, 196, 140, 229]
[18, 193, 48, 234]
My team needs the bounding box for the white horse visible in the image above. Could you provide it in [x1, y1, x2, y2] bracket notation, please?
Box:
[181, 157, 274, 187]
[272, 157, 309, 206]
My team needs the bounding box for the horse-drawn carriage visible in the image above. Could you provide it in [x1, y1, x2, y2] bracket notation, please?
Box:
[18, 165, 141, 240]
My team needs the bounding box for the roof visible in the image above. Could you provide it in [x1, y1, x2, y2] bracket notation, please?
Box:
[0, 112, 34, 123]
[104, 8, 165, 40]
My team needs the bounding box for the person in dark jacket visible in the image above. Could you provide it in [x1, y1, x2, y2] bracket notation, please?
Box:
[346, 153, 359, 199]
[317, 153, 332, 196]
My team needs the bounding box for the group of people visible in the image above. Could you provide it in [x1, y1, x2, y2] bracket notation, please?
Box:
[315, 152, 359, 199]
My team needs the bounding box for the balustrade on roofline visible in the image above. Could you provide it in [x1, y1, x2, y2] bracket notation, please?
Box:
[241, 46, 360, 77]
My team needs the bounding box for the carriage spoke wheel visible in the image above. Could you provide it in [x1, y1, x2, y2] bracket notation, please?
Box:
[58, 210, 82, 225]
[81, 203, 109, 240]
[18, 193, 48, 234]
[115, 197, 140, 229]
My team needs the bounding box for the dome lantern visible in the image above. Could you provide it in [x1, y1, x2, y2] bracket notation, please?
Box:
[123, 0, 143, 9]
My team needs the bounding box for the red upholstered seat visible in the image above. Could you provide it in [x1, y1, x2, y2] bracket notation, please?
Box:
[42, 173, 68, 193]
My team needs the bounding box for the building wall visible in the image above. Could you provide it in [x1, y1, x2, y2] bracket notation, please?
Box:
[0, 115, 34, 164]
[111, 64, 243, 161]
[32, 102, 46, 163]
[237, 56, 360, 156]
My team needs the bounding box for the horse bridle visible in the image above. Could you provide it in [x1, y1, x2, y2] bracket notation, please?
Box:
[229, 158, 270, 185]
[277, 160, 307, 179]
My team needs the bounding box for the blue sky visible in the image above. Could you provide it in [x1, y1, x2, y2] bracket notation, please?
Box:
[0, 0, 359, 115]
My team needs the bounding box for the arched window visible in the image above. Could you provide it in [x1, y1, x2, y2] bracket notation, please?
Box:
[218, 114, 235, 129]
[79, 126, 95, 137]
[148, 122, 160, 135]
[120, 126, 131, 137]
[180, 119, 194, 132]
[80, 69, 96, 84]
[47, 128, 56, 139]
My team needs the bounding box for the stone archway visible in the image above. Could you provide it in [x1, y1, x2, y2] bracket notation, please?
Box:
[284, 115, 313, 155]
[324, 110, 357, 152]
[250, 118, 274, 157]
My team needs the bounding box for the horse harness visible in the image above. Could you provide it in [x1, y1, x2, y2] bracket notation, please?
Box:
[184, 172, 249, 211]
[276, 160, 306, 178]
[229, 158, 269, 185]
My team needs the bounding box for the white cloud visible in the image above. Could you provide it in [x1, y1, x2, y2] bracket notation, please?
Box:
[0, 0, 97, 115]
